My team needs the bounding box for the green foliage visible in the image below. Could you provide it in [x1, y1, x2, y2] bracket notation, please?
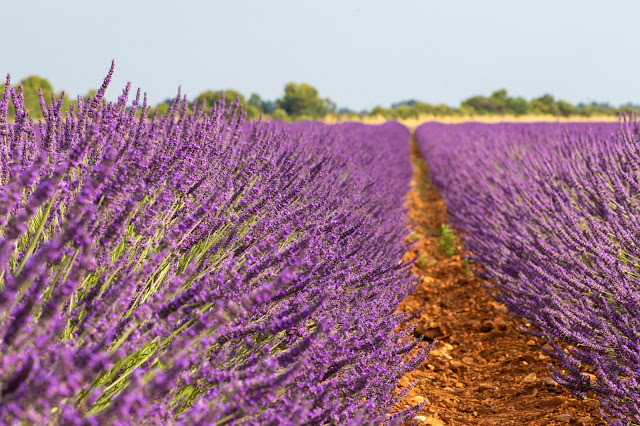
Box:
[247, 93, 262, 108]
[270, 107, 289, 121]
[578, 102, 616, 117]
[372, 89, 625, 120]
[530, 94, 558, 115]
[82, 89, 98, 101]
[0, 76, 101, 120]
[275, 82, 330, 119]
[64, 89, 98, 116]
[371, 101, 460, 119]
[415, 254, 430, 269]
[147, 99, 171, 119]
[528, 94, 576, 117]
[324, 98, 337, 114]
[151, 103, 170, 117]
[248, 92, 272, 115]
[1, 75, 67, 119]
[2, 71, 630, 123]
[20, 76, 55, 116]
[556, 100, 578, 117]
[461, 89, 532, 116]
[437, 224, 458, 258]
[414, 102, 458, 117]
[194, 90, 261, 119]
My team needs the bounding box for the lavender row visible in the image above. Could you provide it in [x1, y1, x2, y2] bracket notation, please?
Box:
[0, 64, 426, 425]
[416, 120, 640, 425]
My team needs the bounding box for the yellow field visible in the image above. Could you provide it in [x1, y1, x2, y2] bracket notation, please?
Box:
[322, 113, 620, 130]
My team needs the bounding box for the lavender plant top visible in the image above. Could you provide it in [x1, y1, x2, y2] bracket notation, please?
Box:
[416, 120, 640, 425]
[0, 63, 427, 425]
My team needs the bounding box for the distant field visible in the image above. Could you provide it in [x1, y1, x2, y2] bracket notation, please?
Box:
[7, 114, 620, 129]
[323, 113, 620, 129]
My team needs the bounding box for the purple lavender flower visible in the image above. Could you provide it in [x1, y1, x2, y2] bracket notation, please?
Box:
[416, 120, 640, 424]
[0, 65, 424, 425]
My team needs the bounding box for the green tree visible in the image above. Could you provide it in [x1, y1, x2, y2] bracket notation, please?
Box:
[261, 99, 276, 115]
[461, 89, 531, 116]
[194, 89, 260, 119]
[370, 105, 393, 118]
[147, 103, 171, 118]
[461, 89, 503, 114]
[531, 94, 560, 116]
[248, 93, 262, 108]
[1, 75, 60, 119]
[324, 98, 337, 114]
[461, 92, 496, 115]
[248, 92, 273, 116]
[276, 82, 329, 119]
[394, 105, 415, 119]
[505, 96, 531, 115]
[270, 107, 289, 121]
[557, 100, 577, 117]
[431, 103, 457, 116]
[21, 76, 55, 118]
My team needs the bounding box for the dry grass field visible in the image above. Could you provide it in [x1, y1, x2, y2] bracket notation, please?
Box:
[322, 114, 619, 130]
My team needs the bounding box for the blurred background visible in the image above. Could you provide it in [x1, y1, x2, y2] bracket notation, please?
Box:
[2, 0, 639, 122]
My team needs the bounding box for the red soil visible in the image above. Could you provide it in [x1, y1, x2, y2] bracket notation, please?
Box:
[393, 143, 604, 426]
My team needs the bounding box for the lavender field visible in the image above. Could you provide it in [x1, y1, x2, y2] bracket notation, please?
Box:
[2, 62, 640, 426]
[0, 66, 431, 424]
[416, 121, 640, 425]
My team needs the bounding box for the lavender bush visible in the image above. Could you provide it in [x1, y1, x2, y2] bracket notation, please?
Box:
[0, 63, 428, 425]
[416, 120, 640, 424]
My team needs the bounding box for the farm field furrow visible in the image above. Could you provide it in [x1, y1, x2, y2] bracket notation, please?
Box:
[2, 62, 639, 425]
[415, 121, 640, 425]
[394, 141, 603, 425]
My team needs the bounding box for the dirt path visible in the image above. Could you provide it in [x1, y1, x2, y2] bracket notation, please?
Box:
[394, 142, 604, 425]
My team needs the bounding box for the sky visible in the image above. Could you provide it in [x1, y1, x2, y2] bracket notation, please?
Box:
[3, 0, 640, 111]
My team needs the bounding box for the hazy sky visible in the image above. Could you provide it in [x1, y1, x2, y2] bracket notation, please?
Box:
[3, 0, 639, 110]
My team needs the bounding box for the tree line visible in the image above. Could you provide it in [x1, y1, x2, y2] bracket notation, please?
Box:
[0, 76, 336, 121]
[375, 89, 639, 119]
[2, 75, 636, 121]
[148, 82, 336, 121]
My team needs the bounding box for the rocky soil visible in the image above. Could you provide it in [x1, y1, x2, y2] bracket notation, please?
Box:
[393, 143, 604, 425]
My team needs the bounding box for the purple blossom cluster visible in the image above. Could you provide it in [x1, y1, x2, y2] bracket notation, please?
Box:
[0, 63, 427, 425]
[416, 120, 640, 424]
